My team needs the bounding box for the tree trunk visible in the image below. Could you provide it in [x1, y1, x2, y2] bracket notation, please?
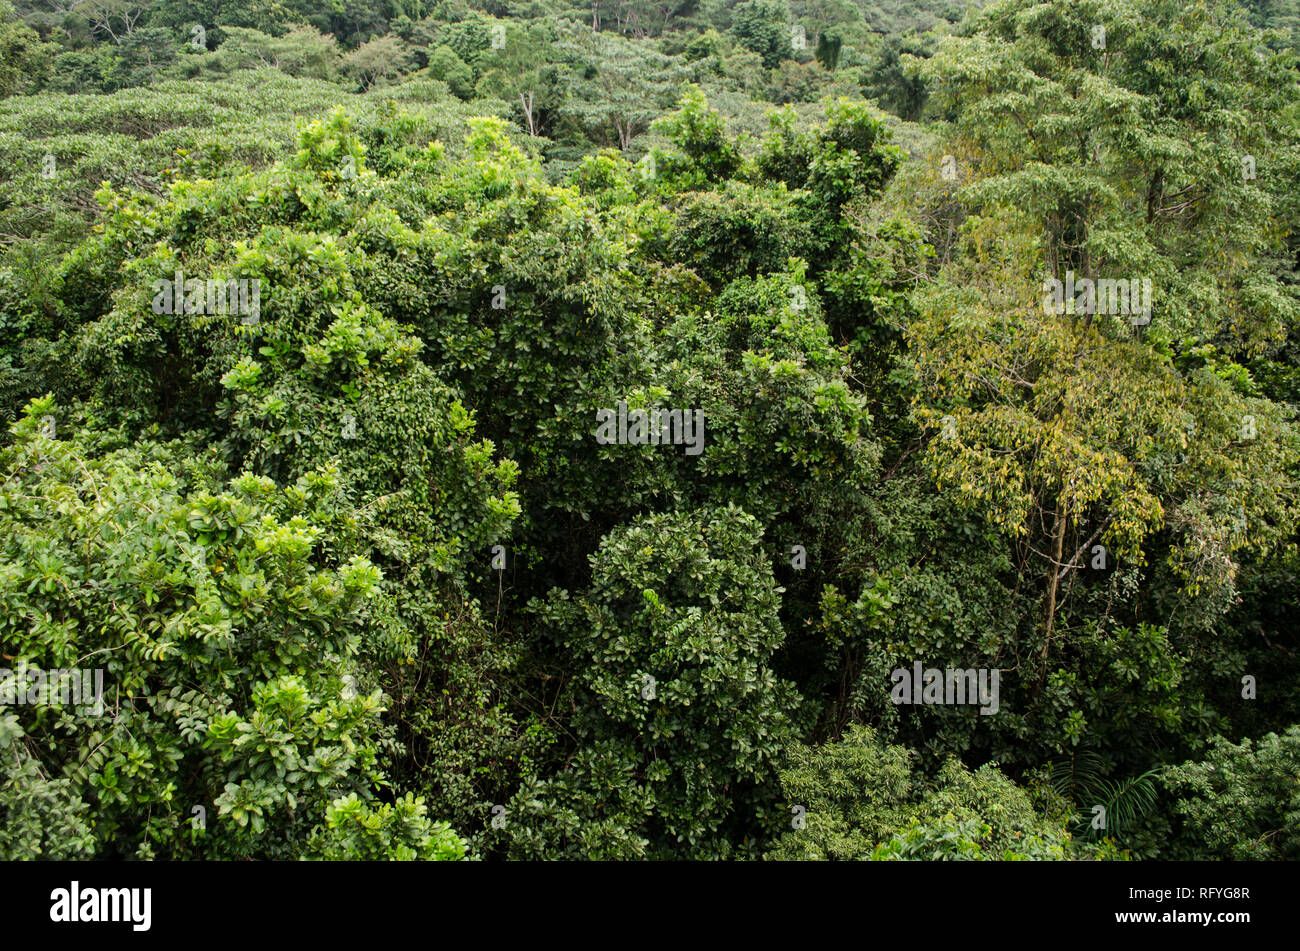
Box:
[1146, 168, 1164, 224]
[1037, 499, 1068, 692]
[520, 91, 536, 137]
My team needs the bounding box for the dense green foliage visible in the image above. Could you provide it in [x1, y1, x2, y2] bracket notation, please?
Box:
[1, 0, 1298, 861]
[767, 725, 1083, 860]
